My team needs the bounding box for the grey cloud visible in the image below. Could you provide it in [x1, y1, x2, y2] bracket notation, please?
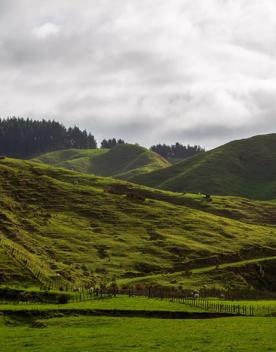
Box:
[1, 0, 276, 149]
[160, 115, 276, 149]
[162, 124, 253, 149]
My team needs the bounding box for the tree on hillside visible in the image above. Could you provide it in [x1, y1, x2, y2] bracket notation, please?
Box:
[0, 117, 97, 158]
[67, 126, 96, 149]
[101, 138, 125, 149]
[150, 143, 204, 160]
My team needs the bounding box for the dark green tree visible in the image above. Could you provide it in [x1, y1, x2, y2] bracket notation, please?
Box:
[0, 117, 97, 158]
[150, 143, 204, 160]
[101, 138, 125, 149]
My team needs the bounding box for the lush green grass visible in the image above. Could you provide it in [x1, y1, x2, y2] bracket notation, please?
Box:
[33, 148, 108, 167]
[1, 314, 276, 352]
[131, 133, 276, 200]
[0, 296, 203, 312]
[1, 157, 276, 290]
[33, 144, 170, 180]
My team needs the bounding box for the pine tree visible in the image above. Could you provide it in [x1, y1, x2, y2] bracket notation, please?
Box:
[0, 117, 97, 158]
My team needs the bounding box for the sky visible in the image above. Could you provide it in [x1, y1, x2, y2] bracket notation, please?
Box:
[1, 0, 276, 149]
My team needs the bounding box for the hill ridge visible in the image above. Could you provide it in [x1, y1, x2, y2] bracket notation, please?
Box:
[33, 144, 170, 180]
[130, 133, 276, 200]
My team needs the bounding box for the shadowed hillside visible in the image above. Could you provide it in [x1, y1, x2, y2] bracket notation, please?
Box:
[1, 157, 276, 290]
[33, 144, 170, 180]
[130, 134, 276, 200]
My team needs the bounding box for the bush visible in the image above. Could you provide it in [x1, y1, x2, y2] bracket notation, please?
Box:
[57, 294, 69, 304]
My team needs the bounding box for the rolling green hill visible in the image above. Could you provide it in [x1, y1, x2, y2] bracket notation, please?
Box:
[130, 134, 276, 200]
[1, 157, 276, 291]
[33, 144, 170, 180]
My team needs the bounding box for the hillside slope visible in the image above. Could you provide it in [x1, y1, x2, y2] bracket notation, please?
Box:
[1, 158, 276, 290]
[130, 134, 276, 200]
[33, 144, 170, 180]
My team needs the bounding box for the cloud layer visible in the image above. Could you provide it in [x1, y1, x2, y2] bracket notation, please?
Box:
[1, 0, 276, 148]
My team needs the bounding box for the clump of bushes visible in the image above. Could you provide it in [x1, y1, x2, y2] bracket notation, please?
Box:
[0, 287, 70, 304]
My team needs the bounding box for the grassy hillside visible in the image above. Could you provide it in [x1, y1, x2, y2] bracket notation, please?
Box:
[33, 144, 170, 180]
[1, 157, 276, 290]
[131, 134, 276, 200]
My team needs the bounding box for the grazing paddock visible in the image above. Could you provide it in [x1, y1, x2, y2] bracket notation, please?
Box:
[0, 295, 204, 312]
[1, 292, 276, 316]
[1, 315, 276, 352]
[1, 295, 276, 351]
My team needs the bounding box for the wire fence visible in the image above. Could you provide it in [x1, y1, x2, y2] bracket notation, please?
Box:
[168, 297, 276, 317]
[1, 286, 276, 317]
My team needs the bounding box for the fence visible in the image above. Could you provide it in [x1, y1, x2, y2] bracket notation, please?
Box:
[0, 287, 116, 305]
[1, 288, 276, 316]
[0, 236, 73, 291]
[67, 288, 276, 316]
[1, 279, 276, 316]
[113, 287, 276, 317]
[0, 236, 52, 287]
[174, 297, 274, 316]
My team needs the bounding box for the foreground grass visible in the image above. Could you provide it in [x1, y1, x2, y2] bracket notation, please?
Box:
[1, 315, 276, 352]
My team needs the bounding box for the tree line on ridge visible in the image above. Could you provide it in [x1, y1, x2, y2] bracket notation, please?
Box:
[0, 117, 204, 160]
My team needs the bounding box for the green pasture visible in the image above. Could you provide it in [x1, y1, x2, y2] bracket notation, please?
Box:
[1, 315, 276, 352]
[0, 296, 203, 312]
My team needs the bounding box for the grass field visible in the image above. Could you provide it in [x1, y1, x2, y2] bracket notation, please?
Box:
[1, 314, 276, 352]
[1, 296, 276, 352]
[0, 296, 203, 312]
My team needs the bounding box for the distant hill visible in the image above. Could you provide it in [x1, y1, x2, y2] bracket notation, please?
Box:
[33, 144, 170, 180]
[1, 157, 276, 291]
[130, 134, 276, 200]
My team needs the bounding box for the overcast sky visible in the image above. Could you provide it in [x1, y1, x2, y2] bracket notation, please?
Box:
[1, 0, 276, 148]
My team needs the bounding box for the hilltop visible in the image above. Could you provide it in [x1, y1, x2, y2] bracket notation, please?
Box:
[1, 157, 276, 291]
[130, 134, 276, 200]
[33, 144, 170, 180]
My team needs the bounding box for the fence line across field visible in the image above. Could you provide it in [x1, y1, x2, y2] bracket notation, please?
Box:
[1, 288, 276, 317]
[121, 289, 276, 317]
